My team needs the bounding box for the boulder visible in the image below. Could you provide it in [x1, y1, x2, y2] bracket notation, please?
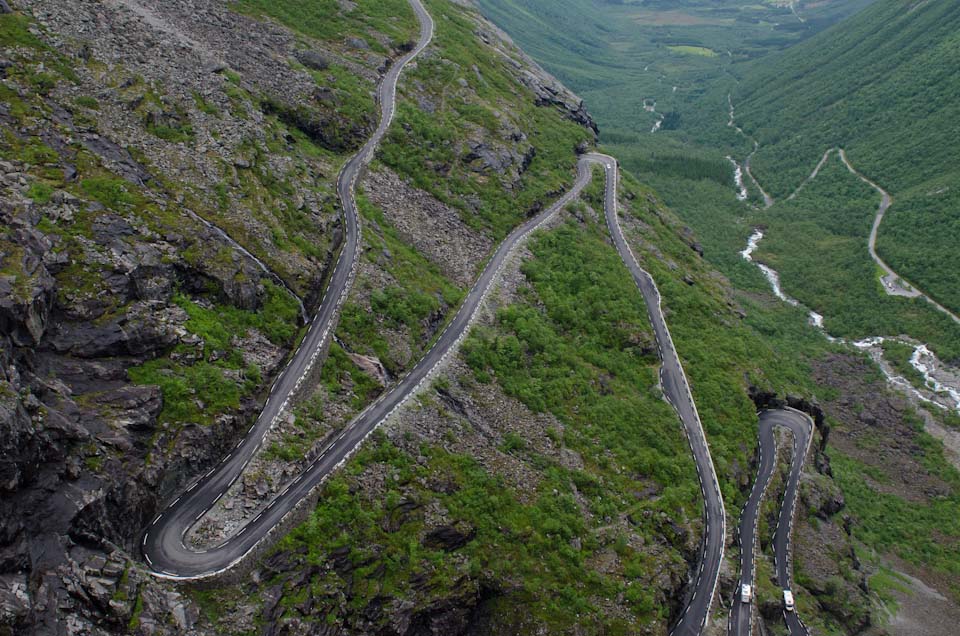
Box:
[48, 301, 187, 358]
[80, 134, 152, 186]
[800, 472, 845, 519]
[95, 385, 163, 431]
[295, 50, 329, 71]
[422, 524, 476, 552]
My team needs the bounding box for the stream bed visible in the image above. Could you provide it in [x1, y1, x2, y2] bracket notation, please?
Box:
[741, 229, 960, 412]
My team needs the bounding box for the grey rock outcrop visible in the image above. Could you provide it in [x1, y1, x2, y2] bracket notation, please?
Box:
[472, 20, 598, 135]
[517, 68, 598, 134]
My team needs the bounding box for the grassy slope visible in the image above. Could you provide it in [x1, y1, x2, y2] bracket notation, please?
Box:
[191, 2, 692, 631]
[278, 200, 697, 634]
[234, 0, 418, 51]
[379, 0, 594, 239]
[733, 0, 960, 312]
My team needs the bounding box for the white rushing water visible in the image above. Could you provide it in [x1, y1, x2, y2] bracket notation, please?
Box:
[643, 99, 664, 133]
[912, 345, 960, 409]
[727, 156, 749, 201]
[741, 229, 798, 307]
[741, 230, 960, 411]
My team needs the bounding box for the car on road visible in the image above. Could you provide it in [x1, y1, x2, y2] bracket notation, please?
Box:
[783, 589, 795, 612]
[741, 583, 753, 603]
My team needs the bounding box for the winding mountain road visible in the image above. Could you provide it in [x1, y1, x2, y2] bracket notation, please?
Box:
[770, 409, 814, 636]
[597, 157, 726, 636]
[141, 4, 727, 635]
[140, 45, 606, 574]
[729, 409, 813, 636]
[839, 149, 960, 324]
[141, 0, 437, 580]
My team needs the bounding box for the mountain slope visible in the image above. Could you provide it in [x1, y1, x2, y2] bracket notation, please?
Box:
[734, 0, 960, 313]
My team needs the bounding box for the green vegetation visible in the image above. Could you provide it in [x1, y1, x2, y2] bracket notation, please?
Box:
[145, 116, 195, 143]
[0, 12, 44, 49]
[127, 592, 144, 631]
[337, 191, 463, 374]
[667, 45, 717, 58]
[128, 288, 297, 427]
[831, 447, 960, 595]
[276, 435, 675, 630]
[320, 344, 383, 411]
[80, 177, 138, 209]
[221, 0, 960, 631]
[128, 359, 245, 426]
[233, 0, 418, 51]
[473, 0, 871, 152]
[26, 182, 54, 204]
[175, 282, 300, 349]
[269, 201, 719, 629]
[609, 170, 844, 505]
[732, 0, 960, 312]
[75, 95, 100, 110]
[378, 0, 593, 238]
[462, 214, 698, 505]
[193, 91, 219, 116]
[263, 339, 391, 462]
[880, 339, 927, 391]
[752, 156, 960, 362]
[868, 567, 910, 617]
[187, 587, 255, 635]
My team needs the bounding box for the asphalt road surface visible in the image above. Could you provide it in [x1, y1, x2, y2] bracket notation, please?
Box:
[141, 0, 436, 579]
[729, 408, 813, 636]
[140, 7, 728, 634]
[839, 149, 960, 324]
[594, 155, 726, 636]
[143, 150, 594, 576]
[145, 149, 727, 636]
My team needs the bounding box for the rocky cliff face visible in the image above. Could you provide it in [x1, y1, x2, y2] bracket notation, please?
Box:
[0, 0, 398, 632]
[0, 0, 599, 634]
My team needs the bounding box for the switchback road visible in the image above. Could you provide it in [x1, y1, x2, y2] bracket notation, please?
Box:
[141, 0, 436, 580]
[729, 409, 813, 636]
[141, 5, 727, 635]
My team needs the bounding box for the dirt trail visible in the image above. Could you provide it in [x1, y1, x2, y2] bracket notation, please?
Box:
[787, 148, 835, 201]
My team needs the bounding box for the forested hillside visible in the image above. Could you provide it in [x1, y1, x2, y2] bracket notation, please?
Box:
[475, 0, 873, 143]
[476, 1, 960, 635]
[733, 0, 960, 312]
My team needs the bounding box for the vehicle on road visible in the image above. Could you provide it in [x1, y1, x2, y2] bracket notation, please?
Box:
[741, 583, 753, 603]
[783, 589, 795, 612]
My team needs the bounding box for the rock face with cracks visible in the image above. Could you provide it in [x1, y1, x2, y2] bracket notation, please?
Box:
[0, 0, 601, 634]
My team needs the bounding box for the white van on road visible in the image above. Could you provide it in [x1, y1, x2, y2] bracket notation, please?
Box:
[783, 589, 795, 612]
[740, 583, 753, 603]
